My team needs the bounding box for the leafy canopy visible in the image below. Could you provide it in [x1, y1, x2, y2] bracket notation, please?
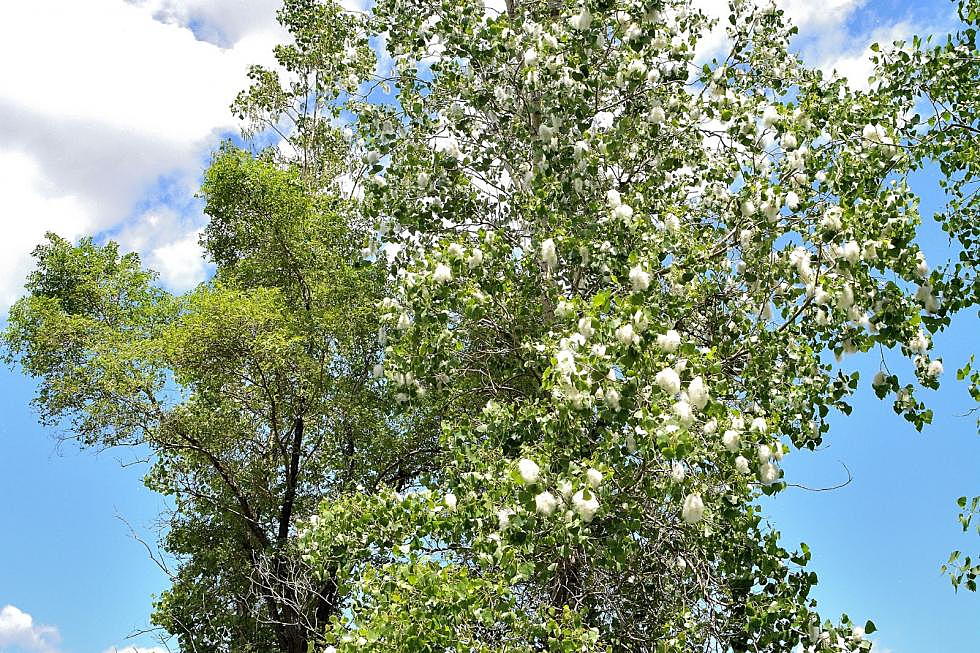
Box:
[5, 0, 980, 652]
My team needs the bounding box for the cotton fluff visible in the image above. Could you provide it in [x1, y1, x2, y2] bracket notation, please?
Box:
[448, 243, 465, 260]
[586, 468, 603, 488]
[518, 458, 541, 484]
[572, 490, 600, 522]
[842, 240, 861, 264]
[916, 252, 930, 278]
[759, 198, 779, 222]
[735, 455, 751, 474]
[837, 284, 855, 311]
[541, 238, 558, 269]
[627, 59, 647, 77]
[556, 348, 576, 376]
[759, 462, 780, 485]
[612, 203, 634, 222]
[673, 400, 693, 425]
[722, 429, 741, 452]
[909, 331, 930, 354]
[603, 386, 621, 410]
[656, 329, 681, 352]
[671, 461, 686, 482]
[673, 399, 694, 426]
[632, 310, 649, 332]
[917, 284, 940, 312]
[757, 444, 772, 463]
[557, 479, 573, 500]
[444, 493, 457, 510]
[396, 312, 413, 330]
[569, 5, 593, 30]
[821, 207, 843, 231]
[615, 323, 638, 346]
[629, 265, 651, 291]
[655, 367, 681, 395]
[681, 493, 705, 523]
[626, 433, 637, 453]
[535, 491, 558, 516]
[688, 376, 709, 409]
[762, 105, 779, 127]
[433, 263, 452, 283]
[863, 241, 879, 261]
[789, 247, 812, 278]
[749, 417, 767, 434]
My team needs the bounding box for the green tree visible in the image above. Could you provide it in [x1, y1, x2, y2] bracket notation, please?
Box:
[5, 0, 980, 652]
[2, 5, 433, 651]
[283, 0, 973, 650]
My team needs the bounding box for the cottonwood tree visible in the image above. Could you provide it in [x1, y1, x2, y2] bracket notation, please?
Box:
[276, 0, 978, 651]
[2, 5, 437, 653]
[6, 1, 979, 652]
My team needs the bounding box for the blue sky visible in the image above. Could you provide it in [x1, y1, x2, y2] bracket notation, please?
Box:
[765, 163, 980, 652]
[0, 1, 977, 652]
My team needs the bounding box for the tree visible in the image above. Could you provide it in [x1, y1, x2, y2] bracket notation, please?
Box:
[1, 5, 436, 650]
[5, 0, 979, 652]
[279, 0, 974, 650]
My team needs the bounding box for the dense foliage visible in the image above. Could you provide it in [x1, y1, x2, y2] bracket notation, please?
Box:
[4, 0, 979, 651]
[3, 140, 436, 651]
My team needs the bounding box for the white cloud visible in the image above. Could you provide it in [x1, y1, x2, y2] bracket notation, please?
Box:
[780, 0, 866, 29]
[0, 1, 277, 151]
[780, 0, 950, 91]
[0, 605, 60, 653]
[819, 21, 916, 88]
[128, 0, 283, 47]
[0, 0, 285, 306]
[816, 12, 951, 91]
[149, 227, 209, 292]
[693, 0, 868, 64]
[694, 0, 929, 90]
[696, 0, 864, 31]
[0, 150, 92, 306]
[112, 207, 211, 292]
